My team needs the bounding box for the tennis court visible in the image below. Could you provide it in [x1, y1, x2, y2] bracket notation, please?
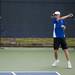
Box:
[0, 0, 75, 75]
[0, 47, 75, 75]
[0, 71, 61, 75]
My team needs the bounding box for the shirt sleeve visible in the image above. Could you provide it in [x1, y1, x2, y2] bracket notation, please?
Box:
[52, 18, 56, 24]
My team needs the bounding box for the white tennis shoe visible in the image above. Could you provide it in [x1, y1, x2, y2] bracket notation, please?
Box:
[67, 61, 72, 69]
[52, 59, 60, 67]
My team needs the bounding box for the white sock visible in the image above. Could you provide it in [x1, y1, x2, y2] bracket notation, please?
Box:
[68, 60, 71, 63]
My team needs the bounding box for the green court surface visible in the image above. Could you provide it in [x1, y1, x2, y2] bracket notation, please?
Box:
[0, 47, 75, 75]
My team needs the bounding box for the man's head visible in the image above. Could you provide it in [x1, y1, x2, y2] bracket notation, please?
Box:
[53, 11, 61, 18]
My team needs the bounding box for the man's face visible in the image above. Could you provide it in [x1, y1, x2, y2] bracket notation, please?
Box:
[54, 14, 60, 18]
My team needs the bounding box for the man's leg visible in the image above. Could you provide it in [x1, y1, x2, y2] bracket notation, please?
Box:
[52, 49, 59, 66]
[54, 49, 58, 60]
[61, 38, 72, 68]
[52, 38, 60, 66]
[64, 49, 70, 61]
[64, 49, 72, 68]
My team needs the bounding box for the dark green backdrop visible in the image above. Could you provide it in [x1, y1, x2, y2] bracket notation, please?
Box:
[1, 0, 75, 37]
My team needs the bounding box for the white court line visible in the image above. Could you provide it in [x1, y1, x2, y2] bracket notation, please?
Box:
[11, 72, 16, 75]
[56, 72, 61, 75]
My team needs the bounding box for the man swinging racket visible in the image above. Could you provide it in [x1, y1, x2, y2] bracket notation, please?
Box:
[51, 11, 73, 69]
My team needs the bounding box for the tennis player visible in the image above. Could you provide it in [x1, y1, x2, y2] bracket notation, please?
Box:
[51, 11, 73, 69]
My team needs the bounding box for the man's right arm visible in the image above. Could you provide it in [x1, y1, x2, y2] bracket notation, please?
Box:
[60, 13, 73, 20]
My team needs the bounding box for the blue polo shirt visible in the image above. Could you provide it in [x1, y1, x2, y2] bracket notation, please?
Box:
[52, 18, 65, 38]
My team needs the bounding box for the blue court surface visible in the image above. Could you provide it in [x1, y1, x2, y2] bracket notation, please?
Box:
[0, 71, 61, 75]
